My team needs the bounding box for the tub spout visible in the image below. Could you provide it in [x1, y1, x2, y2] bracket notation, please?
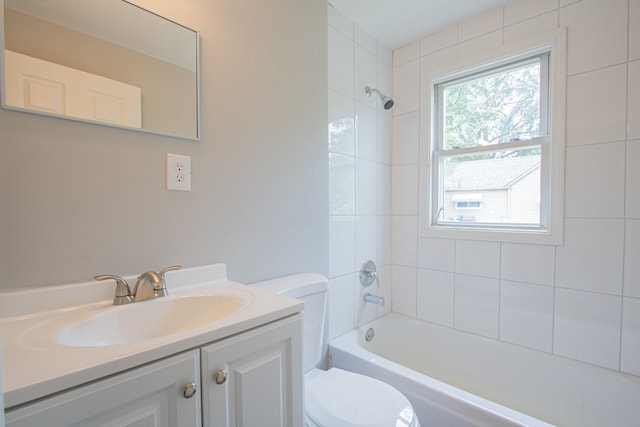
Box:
[363, 292, 385, 307]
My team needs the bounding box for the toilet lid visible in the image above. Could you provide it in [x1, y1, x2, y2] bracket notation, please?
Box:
[305, 368, 416, 427]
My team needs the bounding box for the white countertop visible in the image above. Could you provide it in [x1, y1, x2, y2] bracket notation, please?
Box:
[0, 264, 303, 408]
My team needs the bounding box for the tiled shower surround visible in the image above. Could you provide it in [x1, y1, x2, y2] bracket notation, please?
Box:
[328, 0, 640, 378]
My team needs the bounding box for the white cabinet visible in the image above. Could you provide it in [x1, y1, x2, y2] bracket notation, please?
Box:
[4, 315, 303, 427]
[201, 315, 303, 427]
[5, 350, 201, 427]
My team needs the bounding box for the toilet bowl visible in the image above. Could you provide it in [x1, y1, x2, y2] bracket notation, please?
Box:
[305, 367, 419, 427]
[253, 273, 420, 427]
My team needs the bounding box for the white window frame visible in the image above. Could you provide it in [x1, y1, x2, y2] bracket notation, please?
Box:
[419, 29, 567, 244]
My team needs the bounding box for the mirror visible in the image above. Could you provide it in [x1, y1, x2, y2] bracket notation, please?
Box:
[1, 0, 199, 140]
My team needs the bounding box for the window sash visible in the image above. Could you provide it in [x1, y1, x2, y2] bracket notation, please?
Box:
[431, 51, 550, 232]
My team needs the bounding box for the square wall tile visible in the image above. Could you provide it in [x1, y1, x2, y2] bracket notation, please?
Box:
[500, 280, 553, 352]
[355, 45, 378, 108]
[624, 220, 640, 297]
[631, 0, 640, 61]
[560, 0, 628, 75]
[355, 102, 378, 161]
[329, 215, 355, 278]
[458, 30, 503, 59]
[377, 112, 393, 167]
[392, 265, 417, 317]
[355, 25, 377, 56]
[566, 65, 627, 147]
[556, 218, 624, 295]
[420, 26, 458, 56]
[458, 7, 504, 41]
[329, 153, 355, 215]
[392, 216, 418, 266]
[392, 164, 419, 215]
[392, 60, 420, 115]
[621, 297, 640, 375]
[328, 274, 355, 339]
[627, 140, 640, 218]
[500, 242, 555, 286]
[327, 4, 353, 39]
[378, 215, 392, 266]
[504, 11, 559, 44]
[377, 41, 393, 66]
[377, 163, 392, 216]
[417, 269, 454, 327]
[454, 274, 500, 338]
[392, 112, 420, 165]
[355, 158, 378, 215]
[355, 215, 379, 272]
[418, 237, 456, 272]
[455, 240, 500, 278]
[564, 142, 625, 218]
[629, 61, 640, 140]
[554, 288, 621, 370]
[504, 0, 558, 26]
[328, 90, 355, 156]
[328, 27, 354, 97]
[393, 41, 420, 66]
[420, 46, 458, 72]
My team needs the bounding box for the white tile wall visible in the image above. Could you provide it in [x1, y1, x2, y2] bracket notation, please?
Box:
[417, 269, 454, 327]
[499, 280, 554, 352]
[454, 274, 500, 338]
[554, 288, 622, 370]
[559, 0, 628, 75]
[389, 0, 640, 375]
[566, 64, 627, 147]
[627, 140, 640, 218]
[564, 142, 625, 218]
[328, 6, 393, 337]
[624, 219, 640, 297]
[329, 0, 640, 377]
[555, 218, 624, 295]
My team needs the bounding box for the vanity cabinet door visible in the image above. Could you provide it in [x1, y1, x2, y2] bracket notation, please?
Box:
[5, 350, 201, 427]
[201, 314, 303, 427]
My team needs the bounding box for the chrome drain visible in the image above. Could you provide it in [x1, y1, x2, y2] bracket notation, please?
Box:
[365, 328, 375, 342]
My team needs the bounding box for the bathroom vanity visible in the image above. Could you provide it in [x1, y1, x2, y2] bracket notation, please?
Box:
[0, 264, 303, 426]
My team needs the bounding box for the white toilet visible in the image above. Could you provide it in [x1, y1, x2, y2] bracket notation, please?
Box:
[254, 273, 420, 427]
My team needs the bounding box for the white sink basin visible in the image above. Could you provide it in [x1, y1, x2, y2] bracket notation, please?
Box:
[55, 294, 248, 347]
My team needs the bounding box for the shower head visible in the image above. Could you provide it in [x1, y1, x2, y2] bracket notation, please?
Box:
[365, 86, 394, 110]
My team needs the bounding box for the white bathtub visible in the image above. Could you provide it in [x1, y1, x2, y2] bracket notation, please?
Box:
[329, 313, 640, 427]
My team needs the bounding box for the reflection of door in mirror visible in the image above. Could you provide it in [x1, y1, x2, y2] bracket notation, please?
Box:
[5, 50, 142, 127]
[2, 0, 199, 140]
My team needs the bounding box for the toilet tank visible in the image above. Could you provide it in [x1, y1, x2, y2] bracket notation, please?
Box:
[252, 273, 328, 373]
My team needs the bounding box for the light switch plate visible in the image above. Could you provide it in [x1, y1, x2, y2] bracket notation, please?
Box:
[167, 153, 191, 191]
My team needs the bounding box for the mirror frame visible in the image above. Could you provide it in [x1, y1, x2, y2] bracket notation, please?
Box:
[0, 0, 201, 141]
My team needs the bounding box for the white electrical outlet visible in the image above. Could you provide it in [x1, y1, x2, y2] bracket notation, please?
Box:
[166, 153, 191, 191]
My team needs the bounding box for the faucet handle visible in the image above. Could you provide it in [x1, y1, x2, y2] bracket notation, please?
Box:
[95, 275, 133, 305]
[159, 265, 182, 276]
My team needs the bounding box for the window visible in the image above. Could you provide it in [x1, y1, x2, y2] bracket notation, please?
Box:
[420, 30, 566, 244]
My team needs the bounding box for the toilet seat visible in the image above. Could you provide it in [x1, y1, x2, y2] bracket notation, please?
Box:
[305, 368, 418, 427]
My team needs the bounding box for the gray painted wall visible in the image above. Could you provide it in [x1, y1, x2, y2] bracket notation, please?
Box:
[0, 0, 329, 289]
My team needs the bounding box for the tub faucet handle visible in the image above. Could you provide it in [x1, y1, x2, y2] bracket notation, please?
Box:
[359, 260, 379, 287]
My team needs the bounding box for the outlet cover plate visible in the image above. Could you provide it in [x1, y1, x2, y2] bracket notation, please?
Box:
[167, 153, 191, 191]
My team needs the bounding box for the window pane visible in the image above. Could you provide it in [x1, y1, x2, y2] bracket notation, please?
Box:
[442, 61, 541, 150]
[439, 147, 541, 225]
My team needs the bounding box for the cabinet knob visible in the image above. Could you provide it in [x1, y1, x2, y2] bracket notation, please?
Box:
[215, 369, 227, 385]
[183, 382, 198, 398]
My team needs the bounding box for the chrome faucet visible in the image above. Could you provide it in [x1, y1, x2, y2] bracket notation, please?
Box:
[363, 292, 385, 307]
[95, 265, 181, 305]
